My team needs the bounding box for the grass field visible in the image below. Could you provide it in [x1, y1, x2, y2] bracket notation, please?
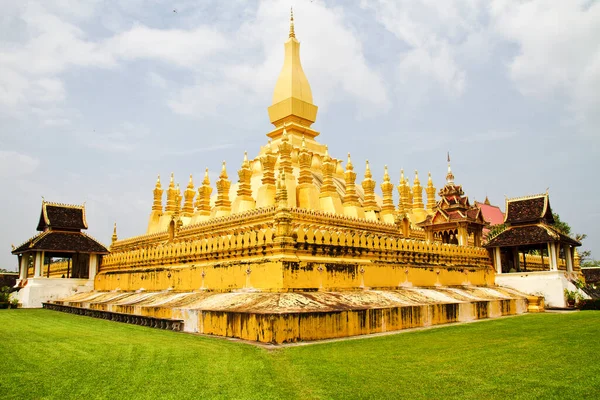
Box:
[1, 310, 599, 399]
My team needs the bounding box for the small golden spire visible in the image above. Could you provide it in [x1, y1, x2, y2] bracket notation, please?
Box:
[400, 168, 405, 184]
[414, 170, 420, 185]
[381, 165, 395, 214]
[446, 151, 454, 184]
[362, 159, 379, 212]
[324, 145, 330, 161]
[111, 222, 118, 243]
[220, 161, 228, 179]
[242, 151, 250, 168]
[484, 195, 491, 205]
[187, 174, 194, 189]
[196, 168, 212, 216]
[346, 153, 353, 171]
[426, 171, 436, 212]
[301, 135, 306, 149]
[282, 126, 288, 139]
[289, 7, 295, 38]
[169, 172, 174, 188]
[152, 175, 164, 212]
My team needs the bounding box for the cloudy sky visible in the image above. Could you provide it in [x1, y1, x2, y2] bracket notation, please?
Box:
[1, 0, 599, 270]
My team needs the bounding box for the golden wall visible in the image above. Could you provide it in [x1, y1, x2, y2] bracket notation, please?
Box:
[97, 206, 493, 292]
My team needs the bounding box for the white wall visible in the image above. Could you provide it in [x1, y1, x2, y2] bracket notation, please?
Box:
[15, 278, 94, 308]
[496, 270, 582, 308]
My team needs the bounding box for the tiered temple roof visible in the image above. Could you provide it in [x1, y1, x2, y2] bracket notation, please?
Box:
[37, 202, 88, 231]
[13, 201, 108, 255]
[418, 156, 486, 246]
[485, 193, 580, 249]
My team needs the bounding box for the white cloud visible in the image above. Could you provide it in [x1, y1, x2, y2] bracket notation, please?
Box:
[105, 25, 229, 68]
[362, 0, 488, 98]
[168, 81, 244, 117]
[147, 71, 168, 89]
[490, 0, 600, 135]
[82, 122, 149, 153]
[398, 45, 466, 96]
[0, 0, 389, 124]
[169, 1, 390, 118]
[0, 151, 40, 178]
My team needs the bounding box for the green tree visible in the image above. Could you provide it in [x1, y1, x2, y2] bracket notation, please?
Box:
[581, 260, 600, 269]
[552, 213, 591, 263]
[486, 223, 506, 241]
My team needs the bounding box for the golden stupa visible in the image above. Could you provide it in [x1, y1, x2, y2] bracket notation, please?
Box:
[51, 12, 528, 343]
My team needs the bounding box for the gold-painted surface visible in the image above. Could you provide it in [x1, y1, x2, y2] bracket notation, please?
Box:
[56, 287, 527, 344]
[268, 15, 317, 130]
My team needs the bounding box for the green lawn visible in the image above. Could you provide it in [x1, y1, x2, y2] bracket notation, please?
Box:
[1, 310, 599, 399]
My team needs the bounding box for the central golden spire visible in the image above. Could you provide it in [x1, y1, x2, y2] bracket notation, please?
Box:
[289, 7, 295, 38]
[267, 8, 319, 139]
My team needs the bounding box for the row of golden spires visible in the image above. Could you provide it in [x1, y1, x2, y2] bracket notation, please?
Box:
[149, 149, 438, 220]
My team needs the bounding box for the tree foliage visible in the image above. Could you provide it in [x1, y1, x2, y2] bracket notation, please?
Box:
[552, 213, 591, 263]
[486, 223, 506, 241]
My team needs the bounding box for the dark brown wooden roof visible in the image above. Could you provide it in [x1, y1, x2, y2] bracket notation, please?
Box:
[12, 231, 108, 254]
[582, 268, 600, 284]
[484, 224, 580, 248]
[504, 194, 554, 225]
[37, 202, 88, 231]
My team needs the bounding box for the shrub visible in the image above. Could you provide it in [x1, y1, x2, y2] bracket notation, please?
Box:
[577, 299, 600, 310]
[0, 286, 10, 303]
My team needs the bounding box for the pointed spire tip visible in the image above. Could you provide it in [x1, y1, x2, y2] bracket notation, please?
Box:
[289, 7, 296, 38]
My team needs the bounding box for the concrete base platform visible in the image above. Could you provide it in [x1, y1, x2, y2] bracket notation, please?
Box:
[15, 278, 94, 308]
[51, 286, 528, 344]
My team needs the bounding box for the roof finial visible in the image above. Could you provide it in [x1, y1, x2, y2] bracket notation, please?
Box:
[202, 167, 210, 185]
[112, 222, 118, 243]
[446, 151, 454, 184]
[365, 159, 372, 178]
[289, 7, 295, 38]
[220, 160, 228, 179]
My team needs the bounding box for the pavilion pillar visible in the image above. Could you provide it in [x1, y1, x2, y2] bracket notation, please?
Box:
[474, 231, 481, 247]
[564, 244, 574, 273]
[33, 251, 45, 277]
[458, 225, 468, 246]
[547, 243, 558, 271]
[425, 229, 434, 243]
[512, 247, 520, 272]
[19, 255, 28, 281]
[88, 254, 98, 280]
[493, 247, 502, 274]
